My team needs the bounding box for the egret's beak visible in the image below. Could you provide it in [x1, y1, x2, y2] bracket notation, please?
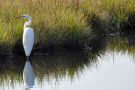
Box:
[16, 16, 22, 18]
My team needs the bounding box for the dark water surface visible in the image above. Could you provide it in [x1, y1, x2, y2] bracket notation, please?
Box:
[0, 35, 135, 90]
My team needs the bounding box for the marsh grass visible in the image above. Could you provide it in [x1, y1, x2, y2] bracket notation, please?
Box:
[0, 0, 134, 54]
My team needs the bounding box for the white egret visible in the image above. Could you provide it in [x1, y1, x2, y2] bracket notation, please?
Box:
[17, 14, 34, 60]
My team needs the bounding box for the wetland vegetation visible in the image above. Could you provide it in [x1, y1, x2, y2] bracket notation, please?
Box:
[0, 0, 135, 90]
[0, 0, 135, 55]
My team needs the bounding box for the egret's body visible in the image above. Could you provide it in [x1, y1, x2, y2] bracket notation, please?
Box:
[23, 27, 34, 57]
[20, 14, 34, 59]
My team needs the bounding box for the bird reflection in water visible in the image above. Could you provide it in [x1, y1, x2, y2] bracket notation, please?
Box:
[25, 88, 30, 90]
[23, 60, 35, 89]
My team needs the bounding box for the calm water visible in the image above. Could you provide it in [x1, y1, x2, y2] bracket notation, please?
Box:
[0, 51, 135, 90]
[0, 35, 135, 90]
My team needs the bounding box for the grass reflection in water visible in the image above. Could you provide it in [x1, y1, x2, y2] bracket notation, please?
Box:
[0, 47, 106, 87]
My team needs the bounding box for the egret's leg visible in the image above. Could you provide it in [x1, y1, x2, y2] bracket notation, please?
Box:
[26, 56, 29, 61]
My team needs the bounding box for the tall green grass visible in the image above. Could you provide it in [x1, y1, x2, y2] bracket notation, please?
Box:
[0, 0, 134, 54]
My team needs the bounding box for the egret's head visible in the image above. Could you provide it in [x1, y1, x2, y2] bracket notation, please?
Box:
[22, 14, 31, 19]
[16, 14, 32, 20]
[16, 14, 32, 27]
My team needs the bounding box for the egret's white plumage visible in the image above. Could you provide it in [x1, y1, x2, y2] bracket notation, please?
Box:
[22, 14, 34, 57]
[23, 27, 34, 56]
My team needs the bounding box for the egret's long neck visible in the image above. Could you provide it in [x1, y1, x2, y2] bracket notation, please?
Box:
[24, 17, 32, 28]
